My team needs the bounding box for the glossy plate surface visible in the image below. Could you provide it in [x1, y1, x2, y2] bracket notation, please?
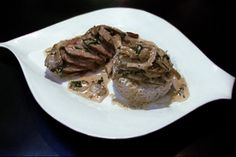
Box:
[0, 8, 234, 139]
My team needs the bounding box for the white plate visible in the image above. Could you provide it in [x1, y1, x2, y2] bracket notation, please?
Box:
[0, 8, 234, 139]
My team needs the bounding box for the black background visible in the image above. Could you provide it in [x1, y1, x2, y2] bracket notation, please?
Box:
[0, 0, 235, 156]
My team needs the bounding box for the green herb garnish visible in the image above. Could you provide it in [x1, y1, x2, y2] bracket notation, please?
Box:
[122, 71, 131, 77]
[163, 54, 170, 60]
[75, 45, 82, 50]
[70, 81, 82, 90]
[97, 77, 104, 84]
[83, 38, 98, 46]
[53, 65, 64, 75]
[135, 44, 143, 55]
[177, 87, 185, 98]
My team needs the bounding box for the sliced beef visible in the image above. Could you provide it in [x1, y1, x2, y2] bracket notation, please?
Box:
[98, 27, 115, 53]
[65, 45, 104, 64]
[61, 50, 97, 70]
[45, 25, 127, 76]
[62, 65, 88, 74]
[87, 44, 113, 58]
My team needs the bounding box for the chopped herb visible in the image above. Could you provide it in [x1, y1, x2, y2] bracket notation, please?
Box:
[165, 72, 171, 78]
[55, 67, 62, 73]
[135, 45, 143, 55]
[53, 65, 64, 75]
[70, 81, 82, 89]
[120, 32, 126, 39]
[110, 30, 115, 36]
[97, 77, 104, 84]
[75, 45, 82, 50]
[117, 70, 122, 74]
[177, 87, 185, 97]
[83, 38, 98, 46]
[163, 54, 170, 60]
[122, 71, 130, 77]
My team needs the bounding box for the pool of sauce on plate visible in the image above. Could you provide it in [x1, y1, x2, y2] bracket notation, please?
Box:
[68, 69, 110, 102]
[68, 68, 189, 107]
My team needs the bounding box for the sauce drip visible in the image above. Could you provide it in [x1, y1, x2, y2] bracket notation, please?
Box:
[68, 69, 109, 102]
[171, 77, 189, 102]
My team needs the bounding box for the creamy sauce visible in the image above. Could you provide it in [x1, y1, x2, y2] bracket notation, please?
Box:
[68, 69, 109, 102]
[68, 68, 189, 107]
[171, 77, 189, 102]
[46, 25, 190, 108]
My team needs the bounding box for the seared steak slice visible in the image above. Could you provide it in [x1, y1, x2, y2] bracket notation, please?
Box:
[61, 50, 97, 70]
[65, 45, 104, 64]
[45, 25, 128, 76]
[87, 44, 113, 58]
[62, 64, 88, 74]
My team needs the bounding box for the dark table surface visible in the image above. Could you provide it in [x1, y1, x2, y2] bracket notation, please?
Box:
[0, 0, 235, 156]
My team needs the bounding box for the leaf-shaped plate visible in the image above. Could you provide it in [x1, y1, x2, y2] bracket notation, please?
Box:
[0, 8, 234, 139]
